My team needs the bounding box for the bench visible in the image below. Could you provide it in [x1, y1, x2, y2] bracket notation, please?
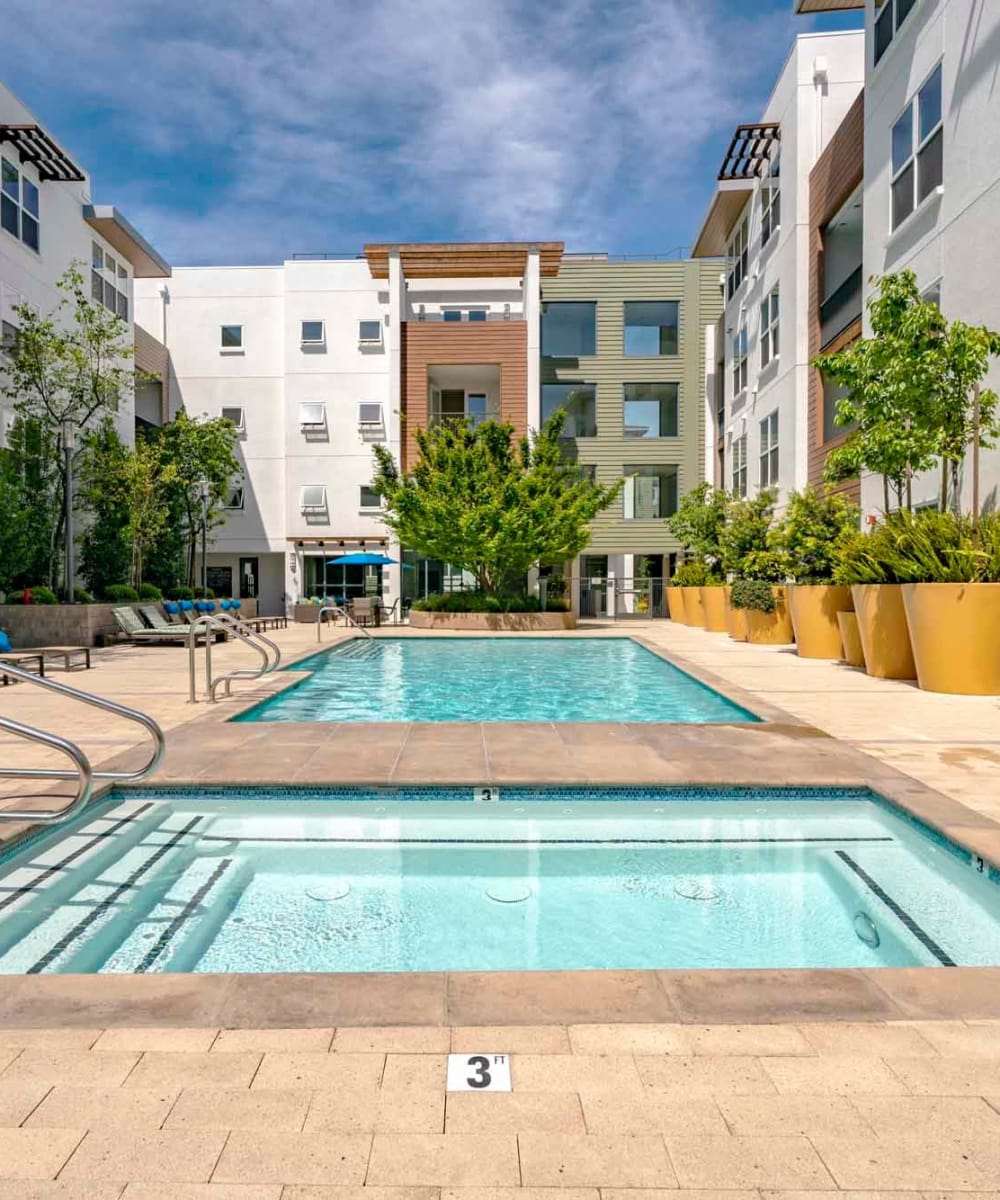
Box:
[0, 652, 46, 685]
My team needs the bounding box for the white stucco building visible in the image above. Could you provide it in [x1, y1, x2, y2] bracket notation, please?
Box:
[692, 31, 864, 505]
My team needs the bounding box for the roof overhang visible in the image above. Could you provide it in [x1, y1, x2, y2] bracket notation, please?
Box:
[83, 206, 171, 278]
[691, 180, 754, 258]
[794, 0, 864, 11]
[0, 124, 85, 181]
[364, 241, 564, 279]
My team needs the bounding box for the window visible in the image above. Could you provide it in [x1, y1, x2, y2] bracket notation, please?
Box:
[221, 324, 243, 350]
[891, 63, 943, 230]
[467, 308, 487, 322]
[761, 151, 780, 247]
[221, 406, 245, 432]
[923, 279, 942, 309]
[624, 465, 679, 520]
[358, 319, 382, 344]
[359, 484, 382, 509]
[623, 383, 679, 438]
[442, 309, 462, 322]
[822, 374, 854, 443]
[358, 402, 383, 427]
[727, 215, 749, 298]
[760, 288, 779, 368]
[224, 484, 245, 510]
[731, 433, 748, 498]
[301, 320, 325, 344]
[1, 319, 17, 355]
[466, 393, 490, 428]
[624, 301, 679, 356]
[541, 382, 597, 437]
[759, 410, 779, 488]
[300, 485, 327, 513]
[89, 244, 129, 319]
[299, 402, 327, 429]
[541, 301, 596, 356]
[1, 158, 39, 252]
[732, 324, 748, 397]
[875, 0, 918, 68]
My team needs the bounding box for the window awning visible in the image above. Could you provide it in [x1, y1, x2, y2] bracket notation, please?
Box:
[718, 123, 780, 182]
[691, 123, 780, 258]
[0, 124, 85, 182]
[794, 0, 863, 12]
[83, 206, 171, 278]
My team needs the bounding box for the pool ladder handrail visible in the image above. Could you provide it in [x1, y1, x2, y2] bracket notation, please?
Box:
[187, 612, 281, 703]
[0, 662, 165, 824]
[317, 605, 374, 642]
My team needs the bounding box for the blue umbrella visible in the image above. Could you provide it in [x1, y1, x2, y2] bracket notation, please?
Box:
[325, 552, 397, 565]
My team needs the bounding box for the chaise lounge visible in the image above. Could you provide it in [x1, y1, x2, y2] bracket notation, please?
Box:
[113, 606, 214, 645]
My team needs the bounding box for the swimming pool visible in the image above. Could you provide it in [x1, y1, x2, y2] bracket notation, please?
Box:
[0, 785, 997, 973]
[235, 637, 758, 723]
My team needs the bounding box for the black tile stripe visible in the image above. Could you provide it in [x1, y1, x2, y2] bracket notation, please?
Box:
[0, 802, 155, 912]
[26, 816, 202, 975]
[134, 857, 232, 974]
[196, 834, 894, 847]
[836, 849, 957, 967]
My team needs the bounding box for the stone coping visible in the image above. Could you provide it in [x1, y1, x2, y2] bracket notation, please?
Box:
[409, 610, 577, 630]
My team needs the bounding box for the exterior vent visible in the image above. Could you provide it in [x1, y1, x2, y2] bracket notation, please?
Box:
[299, 402, 326, 429]
[358, 402, 383, 427]
[221, 406, 245, 432]
[358, 319, 382, 345]
[300, 485, 327, 513]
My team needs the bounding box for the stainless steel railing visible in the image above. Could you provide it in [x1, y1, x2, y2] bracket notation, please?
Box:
[317, 605, 373, 642]
[187, 613, 280, 703]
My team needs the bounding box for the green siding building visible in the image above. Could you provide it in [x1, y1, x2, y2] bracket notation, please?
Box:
[541, 256, 724, 595]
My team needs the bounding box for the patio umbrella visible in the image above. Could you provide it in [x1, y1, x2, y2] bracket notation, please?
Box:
[325, 552, 398, 565]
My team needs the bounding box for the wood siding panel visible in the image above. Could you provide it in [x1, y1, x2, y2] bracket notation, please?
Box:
[400, 321, 527, 468]
[808, 90, 864, 502]
[134, 323, 168, 380]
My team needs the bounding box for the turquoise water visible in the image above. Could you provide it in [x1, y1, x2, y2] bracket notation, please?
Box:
[235, 637, 758, 723]
[0, 785, 998, 973]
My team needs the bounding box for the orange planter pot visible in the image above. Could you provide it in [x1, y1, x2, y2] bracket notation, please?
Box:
[681, 587, 705, 628]
[787, 584, 854, 659]
[724, 587, 747, 641]
[837, 611, 865, 668]
[700, 586, 728, 632]
[744, 587, 794, 645]
[850, 584, 916, 680]
[666, 588, 686, 622]
[902, 582, 1000, 695]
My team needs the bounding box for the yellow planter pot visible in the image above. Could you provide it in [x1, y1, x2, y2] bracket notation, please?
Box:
[666, 588, 686, 622]
[700, 586, 728, 632]
[744, 587, 795, 645]
[837, 611, 866, 668]
[787, 584, 854, 659]
[902, 583, 1000, 695]
[724, 587, 747, 641]
[851, 584, 916, 680]
[681, 586, 705, 628]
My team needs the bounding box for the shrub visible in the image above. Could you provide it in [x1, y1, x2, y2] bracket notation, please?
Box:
[73, 588, 95, 604]
[775, 486, 860, 584]
[410, 592, 560, 614]
[103, 584, 139, 603]
[138, 582, 163, 601]
[719, 490, 777, 578]
[730, 579, 777, 613]
[669, 560, 709, 588]
[7, 586, 59, 605]
[166, 585, 195, 601]
[832, 524, 899, 585]
[193, 586, 216, 599]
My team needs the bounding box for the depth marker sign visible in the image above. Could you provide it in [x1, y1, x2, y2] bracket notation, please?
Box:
[446, 1053, 512, 1092]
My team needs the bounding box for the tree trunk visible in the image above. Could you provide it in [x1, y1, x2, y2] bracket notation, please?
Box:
[940, 458, 949, 512]
[950, 459, 961, 515]
[882, 475, 890, 514]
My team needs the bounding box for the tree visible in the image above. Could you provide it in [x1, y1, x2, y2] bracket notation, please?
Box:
[156, 412, 241, 587]
[120, 439, 178, 588]
[665, 482, 729, 578]
[772, 486, 859, 583]
[813, 272, 942, 511]
[372, 412, 623, 594]
[0, 449, 35, 594]
[78, 422, 132, 596]
[0, 267, 138, 592]
[719, 490, 778, 580]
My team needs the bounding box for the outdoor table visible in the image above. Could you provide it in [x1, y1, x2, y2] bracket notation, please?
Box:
[0, 652, 46, 685]
[21, 645, 91, 672]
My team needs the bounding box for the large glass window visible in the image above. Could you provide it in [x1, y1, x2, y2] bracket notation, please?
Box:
[760, 288, 779, 368]
[875, 0, 918, 67]
[891, 62, 943, 230]
[731, 433, 747, 498]
[541, 382, 597, 437]
[759, 411, 779, 489]
[541, 302, 596, 356]
[727, 215, 748, 299]
[732, 324, 748, 398]
[822, 374, 855, 444]
[1, 158, 39, 252]
[91, 243, 129, 320]
[624, 301, 679, 356]
[624, 465, 679, 520]
[761, 151, 780, 247]
[623, 383, 679, 438]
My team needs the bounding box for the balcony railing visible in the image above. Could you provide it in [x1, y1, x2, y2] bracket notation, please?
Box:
[819, 266, 863, 348]
[407, 310, 518, 323]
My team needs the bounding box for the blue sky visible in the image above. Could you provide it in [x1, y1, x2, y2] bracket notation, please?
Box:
[3, 0, 861, 266]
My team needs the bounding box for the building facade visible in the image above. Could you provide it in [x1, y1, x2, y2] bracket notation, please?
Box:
[693, 31, 864, 508]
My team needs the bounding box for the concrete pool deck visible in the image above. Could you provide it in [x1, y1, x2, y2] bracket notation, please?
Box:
[3, 619, 1000, 1191]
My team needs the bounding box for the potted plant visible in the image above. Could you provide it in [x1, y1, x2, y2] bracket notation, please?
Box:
[719, 491, 776, 641]
[832, 522, 916, 679]
[729, 549, 793, 645]
[777, 486, 859, 658]
[666, 484, 729, 631]
[665, 572, 687, 623]
[670, 560, 709, 627]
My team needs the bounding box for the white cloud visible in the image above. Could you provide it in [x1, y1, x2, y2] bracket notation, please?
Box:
[1, 0, 795, 262]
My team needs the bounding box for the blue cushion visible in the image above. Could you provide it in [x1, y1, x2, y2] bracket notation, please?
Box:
[0, 630, 10, 653]
[180, 599, 194, 611]
[231, 599, 242, 610]
[163, 601, 180, 614]
[220, 599, 232, 610]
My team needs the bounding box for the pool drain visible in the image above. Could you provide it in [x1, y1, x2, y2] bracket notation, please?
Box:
[674, 880, 721, 902]
[854, 910, 880, 948]
[307, 882, 351, 902]
[486, 885, 532, 904]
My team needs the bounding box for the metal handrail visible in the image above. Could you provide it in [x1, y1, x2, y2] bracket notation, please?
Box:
[317, 605, 373, 642]
[187, 614, 272, 703]
[0, 715, 95, 824]
[211, 611, 282, 672]
[0, 661, 165, 787]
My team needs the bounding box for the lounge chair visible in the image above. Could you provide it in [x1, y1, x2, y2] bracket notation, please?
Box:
[139, 604, 223, 641]
[113, 606, 212, 645]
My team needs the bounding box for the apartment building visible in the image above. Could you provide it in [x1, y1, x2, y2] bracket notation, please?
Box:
[0, 80, 170, 452]
[797, 0, 1000, 515]
[692, 31, 864, 507]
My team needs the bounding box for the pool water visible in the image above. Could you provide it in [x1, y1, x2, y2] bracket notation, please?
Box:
[0, 786, 998, 974]
[235, 637, 758, 723]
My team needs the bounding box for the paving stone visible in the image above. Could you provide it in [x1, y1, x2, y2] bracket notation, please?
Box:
[0, 1049, 139, 1088]
[450, 1026, 570, 1054]
[0, 1028, 103, 1050]
[283, 1190, 437, 1200]
[505, 1053, 641, 1093]
[333, 1026, 450, 1053]
[684, 1024, 814, 1057]
[0, 1128, 85, 1180]
[518, 1132, 675, 1187]
[717, 1094, 874, 1138]
[440, 1191, 597, 1200]
[304, 1087, 444, 1133]
[799, 1021, 939, 1057]
[25, 1085, 178, 1130]
[381, 1053, 446, 1090]
[92, 1027, 219, 1052]
[212, 1027, 333, 1053]
[908, 1020, 1000, 1057]
[810, 1134, 1000, 1190]
[121, 1187, 281, 1200]
[367, 1133, 519, 1187]
[60, 1129, 226, 1184]
[580, 1090, 727, 1135]
[0, 1081, 51, 1127]
[885, 1055, 1000, 1095]
[124, 1051, 261, 1090]
[760, 1054, 910, 1095]
[164, 1086, 312, 1132]
[567, 1023, 689, 1055]
[251, 1051, 384, 1091]
[853, 1094, 1000, 1140]
[212, 1131, 371, 1185]
[635, 1054, 777, 1095]
[446, 1091, 583, 1133]
[446, 970, 674, 1025]
[0, 1183, 124, 1199]
[666, 1134, 835, 1189]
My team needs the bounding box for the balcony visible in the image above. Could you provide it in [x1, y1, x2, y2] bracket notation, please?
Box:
[820, 266, 863, 349]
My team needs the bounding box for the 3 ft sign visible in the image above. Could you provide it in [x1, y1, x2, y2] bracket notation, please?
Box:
[446, 1053, 512, 1092]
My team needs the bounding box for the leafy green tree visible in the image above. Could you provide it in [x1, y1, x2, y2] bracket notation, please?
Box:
[78, 423, 132, 597]
[719, 490, 777, 579]
[372, 413, 623, 595]
[0, 267, 138, 592]
[0, 450, 35, 594]
[772, 486, 860, 583]
[119, 439, 178, 588]
[665, 482, 729, 580]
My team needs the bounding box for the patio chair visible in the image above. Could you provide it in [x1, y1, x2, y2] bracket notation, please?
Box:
[113, 606, 211, 645]
[139, 603, 223, 641]
[378, 597, 399, 625]
[351, 597, 375, 626]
